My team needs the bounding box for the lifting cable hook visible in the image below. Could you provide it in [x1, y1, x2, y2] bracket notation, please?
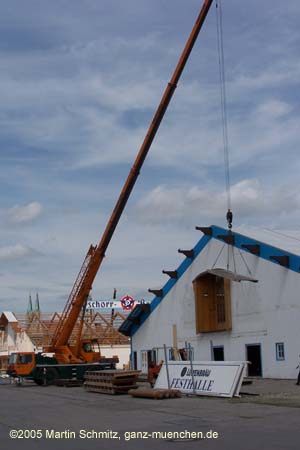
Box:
[226, 209, 233, 230]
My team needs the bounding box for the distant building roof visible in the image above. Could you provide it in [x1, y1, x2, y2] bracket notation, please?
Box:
[0, 311, 18, 323]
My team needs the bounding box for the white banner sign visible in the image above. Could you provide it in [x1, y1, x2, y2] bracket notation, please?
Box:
[86, 297, 149, 311]
[154, 361, 247, 397]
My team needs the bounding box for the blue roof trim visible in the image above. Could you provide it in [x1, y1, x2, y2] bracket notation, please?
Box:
[210, 225, 300, 273]
[122, 224, 300, 337]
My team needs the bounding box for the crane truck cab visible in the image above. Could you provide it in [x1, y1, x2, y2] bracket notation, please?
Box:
[7, 352, 36, 378]
[7, 352, 57, 384]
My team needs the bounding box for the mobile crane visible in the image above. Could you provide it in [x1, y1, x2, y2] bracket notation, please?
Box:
[7, 0, 213, 385]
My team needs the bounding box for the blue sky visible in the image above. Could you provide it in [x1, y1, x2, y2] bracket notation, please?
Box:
[1, 0, 300, 312]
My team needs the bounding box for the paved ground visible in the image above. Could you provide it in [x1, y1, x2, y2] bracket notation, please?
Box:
[236, 378, 300, 408]
[1, 378, 300, 450]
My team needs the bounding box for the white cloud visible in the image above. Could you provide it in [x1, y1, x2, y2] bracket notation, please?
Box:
[0, 244, 37, 261]
[7, 202, 42, 224]
[255, 99, 293, 120]
[232, 60, 300, 92]
[133, 179, 300, 225]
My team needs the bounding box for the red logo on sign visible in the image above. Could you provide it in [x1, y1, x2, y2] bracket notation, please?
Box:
[121, 295, 135, 311]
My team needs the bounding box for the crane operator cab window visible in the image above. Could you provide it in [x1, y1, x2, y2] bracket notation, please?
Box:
[83, 343, 92, 353]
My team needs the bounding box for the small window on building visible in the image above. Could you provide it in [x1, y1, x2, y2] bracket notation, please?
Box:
[213, 346, 224, 361]
[276, 343, 285, 361]
[133, 352, 137, 370]
[169, 348, 175, 360]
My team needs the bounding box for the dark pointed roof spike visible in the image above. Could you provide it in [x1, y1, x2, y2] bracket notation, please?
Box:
[195, 226, 212, 236]
[162, 270, 178, 279]
[178, 249, 194, 258]
[148, 289, 163, 297]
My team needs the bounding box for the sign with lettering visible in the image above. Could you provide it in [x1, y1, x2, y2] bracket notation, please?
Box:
[154, 361, 247, 397]
[86, 298, 149, 311]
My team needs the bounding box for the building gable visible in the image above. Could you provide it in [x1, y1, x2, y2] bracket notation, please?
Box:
[119, 225, 300, 337]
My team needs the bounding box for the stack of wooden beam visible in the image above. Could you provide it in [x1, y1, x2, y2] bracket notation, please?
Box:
[84, 370, 140, 395]
[128, 388, 182, 399]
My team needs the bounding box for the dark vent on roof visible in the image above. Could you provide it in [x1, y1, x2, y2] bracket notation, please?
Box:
[217, 234, 235, 245]
[241, 244, 260, 256]
[269, 255, 290, 268]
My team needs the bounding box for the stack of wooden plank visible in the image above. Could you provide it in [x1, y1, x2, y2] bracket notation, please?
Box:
[84, 370, 140, 395]
[128, 387, 182, 399]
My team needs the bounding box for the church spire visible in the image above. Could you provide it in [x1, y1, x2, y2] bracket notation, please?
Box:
[34, 292, 40, 316]
[27, 293, 33, 315]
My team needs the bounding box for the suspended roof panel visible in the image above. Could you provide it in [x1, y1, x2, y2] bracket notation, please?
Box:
[199, 268, 258, 283]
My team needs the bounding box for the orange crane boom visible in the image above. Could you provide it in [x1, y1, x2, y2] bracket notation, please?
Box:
[49, 0, 213, 354]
